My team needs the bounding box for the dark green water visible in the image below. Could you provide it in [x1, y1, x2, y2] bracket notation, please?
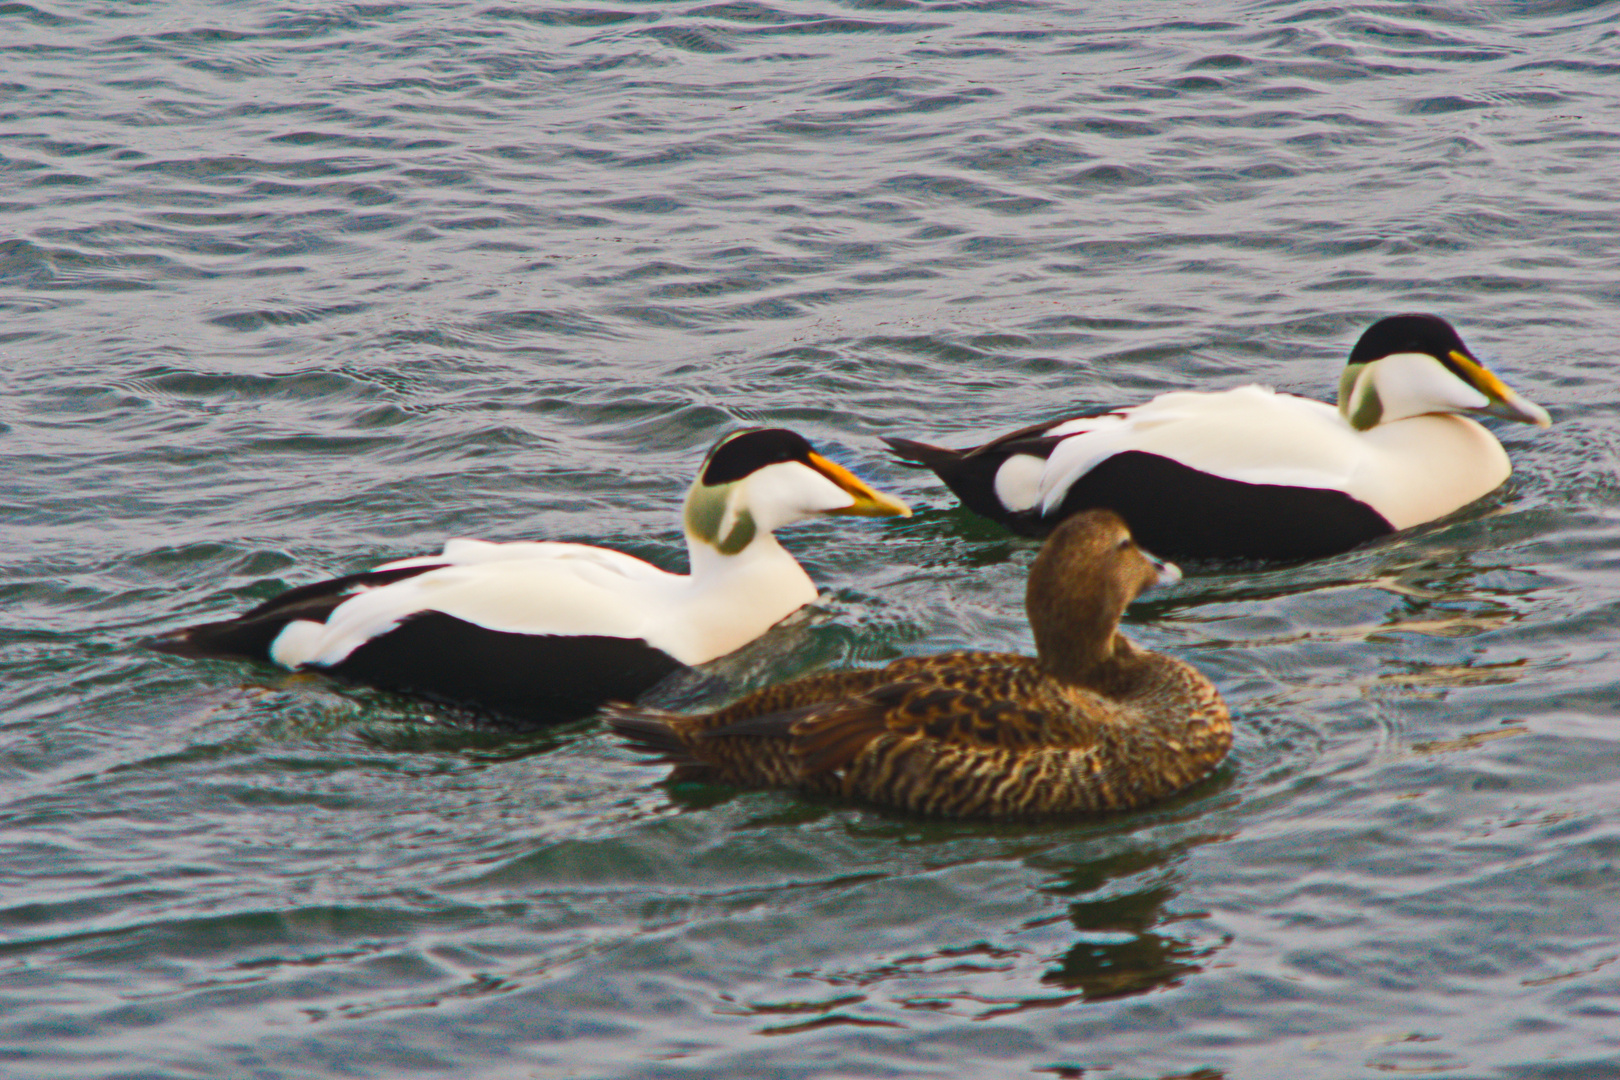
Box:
[4, 2, 1619, 1077]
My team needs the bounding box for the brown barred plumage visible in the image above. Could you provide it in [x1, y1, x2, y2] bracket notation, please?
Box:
[605, 510, 1231, 820]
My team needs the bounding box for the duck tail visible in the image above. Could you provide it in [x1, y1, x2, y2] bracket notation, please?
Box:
[885, 434, 1037, 529]
[882, 436, 962, 471]
[602, 702, 701, 767]
[144, 616, 284, 661]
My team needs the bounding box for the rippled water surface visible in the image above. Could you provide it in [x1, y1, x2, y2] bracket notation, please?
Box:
[5, 1, 1620, 1077]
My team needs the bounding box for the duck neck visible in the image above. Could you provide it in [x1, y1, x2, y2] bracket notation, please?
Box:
[1023, 521, 1159, 694]
[1035, 625, 1143, 694]
[681, 480, 810, 590]
[684, 524, 797, 583]
[681, 477, 809, 587]
[675, 517, 816, 664]
[1027, 565, 1136, 691]
[1338, 362, 1381, 430]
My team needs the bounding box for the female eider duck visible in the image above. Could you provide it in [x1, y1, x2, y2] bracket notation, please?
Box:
[606, 510, 1230, 819]
[885, 314, 1551, 561]
[148, 428, 910, 726]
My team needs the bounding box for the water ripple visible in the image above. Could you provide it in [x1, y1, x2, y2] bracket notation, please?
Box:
[4, 0, 1620, 1077]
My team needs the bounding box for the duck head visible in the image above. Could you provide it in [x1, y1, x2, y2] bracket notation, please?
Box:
[1336, 314, 1551, 432]
[684, 428, 911, 555]
[1025, 509, 1179, 687]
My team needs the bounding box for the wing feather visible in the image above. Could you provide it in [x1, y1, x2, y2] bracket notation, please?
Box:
[1038, 388, 1363, 513]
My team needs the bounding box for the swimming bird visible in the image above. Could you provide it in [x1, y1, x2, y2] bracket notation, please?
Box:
[148, 428, 911, 726]
[884, 314, 1551, 561]
[606, 509, 1230, 819]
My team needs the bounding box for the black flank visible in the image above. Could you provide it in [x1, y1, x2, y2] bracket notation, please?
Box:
[329, 611, 684, 726]
[888, 431, 1394, 560]
[1050, 451, 1394, 561]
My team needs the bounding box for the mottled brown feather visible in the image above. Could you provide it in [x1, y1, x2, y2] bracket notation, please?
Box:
[606, 510, 1231, 819]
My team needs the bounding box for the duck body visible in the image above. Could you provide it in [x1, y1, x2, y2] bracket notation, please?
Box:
[148, 429, 910, 726]
[887, 315, 1551, 561]
[608, 510, 1231, 819]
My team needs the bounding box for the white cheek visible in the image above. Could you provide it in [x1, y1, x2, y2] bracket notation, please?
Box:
[1375, 352, 1488, 422]
[742, 461, 852, 530]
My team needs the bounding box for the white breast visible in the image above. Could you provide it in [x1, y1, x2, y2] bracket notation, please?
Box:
[1347, 413, 1509, 528]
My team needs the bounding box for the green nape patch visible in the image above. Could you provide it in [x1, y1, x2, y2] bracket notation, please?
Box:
[685, 482, 758, 554]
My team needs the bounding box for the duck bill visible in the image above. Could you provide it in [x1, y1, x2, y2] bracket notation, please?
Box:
[1479, 386, 1552, 428]
[809, 452, 912, 517]
[1450, 349, 1552, 428]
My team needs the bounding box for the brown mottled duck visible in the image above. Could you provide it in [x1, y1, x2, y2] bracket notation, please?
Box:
[605, 509, 1231, 819]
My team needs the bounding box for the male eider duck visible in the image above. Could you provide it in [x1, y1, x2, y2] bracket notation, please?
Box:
[885, 314, 1551, 561]
[606, 510, 1230, 819]
[148, 428, 910, 726]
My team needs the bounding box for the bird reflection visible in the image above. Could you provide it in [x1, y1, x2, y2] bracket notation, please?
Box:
[1035, 834, 1230, 1004]
[727, 826, 1234, 1030]
[1043, 881, 1208, 1001]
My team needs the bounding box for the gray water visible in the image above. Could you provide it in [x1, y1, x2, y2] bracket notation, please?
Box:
[4, 1, 1620, 1077]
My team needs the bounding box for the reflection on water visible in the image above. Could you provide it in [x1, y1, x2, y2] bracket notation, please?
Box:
[1407, 724, 1527, 756]
[1171, 561, 1541, 651]
[7, 0, 1620, 1075]
[1042, 881, 1213, 1002]
[1039, 1065, 1226, 1080]
[1369, 659, 1531, 698]
[1035, 835, 1231, 1005]
[745, 828, 1233, 1031]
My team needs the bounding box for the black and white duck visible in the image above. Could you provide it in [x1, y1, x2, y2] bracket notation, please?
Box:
[148, 428, 910, 726]
[885, 314, 1551, 561]
[606, 509, 1230, 819]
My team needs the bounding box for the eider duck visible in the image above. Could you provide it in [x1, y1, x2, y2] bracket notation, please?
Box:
[606, 509, 1230, 819]
[885, 314, 1551, 561]
[148, 428, 910, 726]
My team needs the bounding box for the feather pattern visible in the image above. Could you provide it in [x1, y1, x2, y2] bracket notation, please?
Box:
[608, 510, 1231, 818]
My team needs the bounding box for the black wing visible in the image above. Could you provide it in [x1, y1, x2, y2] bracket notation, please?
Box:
[145, 563, 444, 661]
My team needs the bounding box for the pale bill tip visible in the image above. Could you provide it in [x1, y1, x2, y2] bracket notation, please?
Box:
[872, 490, 912, 517]
[1493, 388, 1552, 429]
[834, 486, 911, 518]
